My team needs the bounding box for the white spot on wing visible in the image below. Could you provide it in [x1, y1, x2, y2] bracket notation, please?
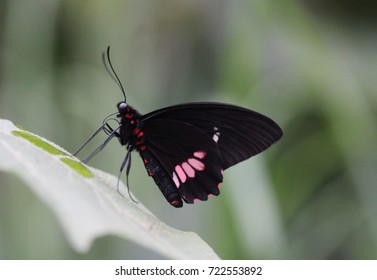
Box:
[212, 127, 220, 143]
[213, 133, 219, 143]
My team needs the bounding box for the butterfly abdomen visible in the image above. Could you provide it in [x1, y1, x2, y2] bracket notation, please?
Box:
[141, 149, 183, 208]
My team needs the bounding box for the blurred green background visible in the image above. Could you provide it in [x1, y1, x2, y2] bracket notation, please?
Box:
[1, 0, 377, 259]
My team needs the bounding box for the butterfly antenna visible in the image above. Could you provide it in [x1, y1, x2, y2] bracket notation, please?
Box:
[102, 46, 127, 102]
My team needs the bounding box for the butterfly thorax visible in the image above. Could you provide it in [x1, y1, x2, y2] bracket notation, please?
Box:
[117, 101, 183, 207]
[117, 102, 142, 147]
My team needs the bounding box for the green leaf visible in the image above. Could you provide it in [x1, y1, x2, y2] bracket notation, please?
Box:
[59, 158, 94, 178]
[12, 130, 69, 156]
[0, 119, 219, 259]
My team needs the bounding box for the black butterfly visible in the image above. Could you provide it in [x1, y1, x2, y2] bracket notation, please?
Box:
[74, 47, 283, 208]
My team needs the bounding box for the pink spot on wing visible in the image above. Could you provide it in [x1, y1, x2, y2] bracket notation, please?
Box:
[194, 198, 199, 203]
[208, 194, 213, 198]
[181, 162, 195, 178]
[188, 158, 205, 171]
[175, 165, 187, 183]
[172, 172, 180, 188]
[193, 151, 206, 159]
[217, 182, 221, 189]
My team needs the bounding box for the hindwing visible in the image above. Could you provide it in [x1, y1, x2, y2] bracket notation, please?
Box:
[140, 119, 223, 203]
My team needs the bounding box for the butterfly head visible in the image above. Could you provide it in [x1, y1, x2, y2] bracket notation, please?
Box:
[117, 101, 128, 116]
[116, 102, 132, 146]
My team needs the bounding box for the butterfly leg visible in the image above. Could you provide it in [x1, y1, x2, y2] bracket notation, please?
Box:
[72, 122, 109, 156]
[80, 124, 121, 163]
[102, 122, 120, 138]
[73, 111, 120, 157]
[116, 145, 138, 203]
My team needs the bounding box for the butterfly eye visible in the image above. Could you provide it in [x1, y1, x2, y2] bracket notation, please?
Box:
[118, 102, 128, 114]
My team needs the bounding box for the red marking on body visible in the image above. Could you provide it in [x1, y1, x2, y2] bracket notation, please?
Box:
[137, 131, 144, 138]
[125, 113, 134, 119]
[175, 165, 187, 183]
[193, 151, 206, 159]
[181, 162, 195, 178]
[139, 145, 146, 151]
[188, 158, 205, 171]
[136, 140, 143, 146]
[130, 120, 135, 124]
[148, 170, 154, 176]
[143, 158, 148, 164]
[132, 128, 140, 134]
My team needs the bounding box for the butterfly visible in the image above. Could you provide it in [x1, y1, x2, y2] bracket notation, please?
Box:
[74, 47, 283, 208]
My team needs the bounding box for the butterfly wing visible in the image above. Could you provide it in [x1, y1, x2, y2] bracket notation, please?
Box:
[141, 102, 283, 169]
[140, 119, 223, 204]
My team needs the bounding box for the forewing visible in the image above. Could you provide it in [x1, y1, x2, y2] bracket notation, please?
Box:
[141, 103, 283, 169]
